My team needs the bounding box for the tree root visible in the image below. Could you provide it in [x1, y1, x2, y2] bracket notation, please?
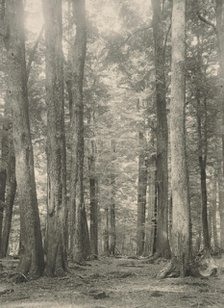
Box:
[157, 253, 218, 279]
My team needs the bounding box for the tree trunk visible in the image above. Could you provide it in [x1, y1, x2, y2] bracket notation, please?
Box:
[3, 0, 44, 278]
[143, 158, 156, 257]
[103, 207, 109, 256]
[71, 0, 90, 263]
[109, 175, 116, 255]
[162, 0, 191, 277]
[89, 140, 98, 256]
[136, 132, 147, 256]
[211, 177, 219, 252]
[151, 0, 170, 259]
[0, 128, 16, 258]
[218, 162, 224, 250]
[196, 95, 210, 251]
[216, 0, 224, 177]
[42, 0, 67, 276]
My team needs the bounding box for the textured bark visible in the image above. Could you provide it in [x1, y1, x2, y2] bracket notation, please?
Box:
[218, 163, 224, 250]
[109, 175, 116, 255]
[0, 126, 16, 258]
[71, 0, 90, 263]
[136, 132, 147, 256]
[169, 0, 191, 276]
[89, 140, 98, 256]
[210, 177, 219, 251]
[42, 0, 67, 276]
[103, 207, 109, 256]
[143, 158, 156, 256]
[4, 0, 44, 278]
[196, 95, 210, 251]
[216, 0, 224, 177]
[151, 0, 170, 259]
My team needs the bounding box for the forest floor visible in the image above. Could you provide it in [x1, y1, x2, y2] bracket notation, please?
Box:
[1, 256, 224, 307]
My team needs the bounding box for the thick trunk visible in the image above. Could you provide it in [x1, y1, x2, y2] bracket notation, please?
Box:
[136, 132, 147, 256]
[168, 0, 191, 276]
[42, 0, 67, 276]
[4, 0, 44, 278]
[151, 0, 170, 259]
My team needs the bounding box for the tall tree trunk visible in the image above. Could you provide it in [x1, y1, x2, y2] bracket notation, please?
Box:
[211, 176, 219, 252]
[109, 174, 116, 255]
[136, 132, 147, 256]
[143, 157, 156, 256]
[216, 0, 224, 177]
[196, 95, 210, 251]
[0, 135, 7, 250]
[103, 207, 109, 256]
[0, 126, 16, 258]
[3, 0, 44, 277]
[71, 0, 90, 263]
[162, 0, 191, 277]
[89, 140, 98, 256]
[218, 161, 224, 250]
[42, 0, 67, 276]
[151, 0, 170, 259]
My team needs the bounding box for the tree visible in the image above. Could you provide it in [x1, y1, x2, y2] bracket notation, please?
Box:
[151, 0, 170, 258]
[42, 0, 67, 276]
[70, 0, 91, 263]
[160, 0, 191, 277]
[2, 0, 44, 278]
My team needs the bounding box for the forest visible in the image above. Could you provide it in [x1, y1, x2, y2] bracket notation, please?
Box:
[1, 0, 224, 307]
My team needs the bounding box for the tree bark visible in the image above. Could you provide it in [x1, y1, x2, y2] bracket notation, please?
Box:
[0, 125, 16, 258]
[71, 0, 90, 263]
[103, 207, 109, 256]
[89, 140, 98, 256]
[166, 0, 191, 277]
[4, 0, 44, 278]
[151, 0, 170, 259]
[136, 132, 147, 256]
[218, 162, 224, 250]
[42, 0, 67, 276]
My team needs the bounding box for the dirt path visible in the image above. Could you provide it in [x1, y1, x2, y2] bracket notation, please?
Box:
[1, 257, 224, 307]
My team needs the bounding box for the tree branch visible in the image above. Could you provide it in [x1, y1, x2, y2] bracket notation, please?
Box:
[26, 25, 44, 80]
[197, 12, 217, 32]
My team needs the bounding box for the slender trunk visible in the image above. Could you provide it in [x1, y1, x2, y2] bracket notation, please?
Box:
[70, 0, 90, 263]
[0, 132, 16, 258]
[136, 132, 147, 256]
[89, 141, 98, 256]
[151, 0, 170, 259]
[42, 0, 67, 276]
[211, 177, 219, 251]
[103, 207, 109, 256]
[218, 162, 224, 250]
[143, 157, 156, 256]
[216, 0, 224, 177]
[169, 0, 191, 276]
[4, 0, 44, 277]
[196, 96, 210, 251]
[109, 174, 116, 255]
